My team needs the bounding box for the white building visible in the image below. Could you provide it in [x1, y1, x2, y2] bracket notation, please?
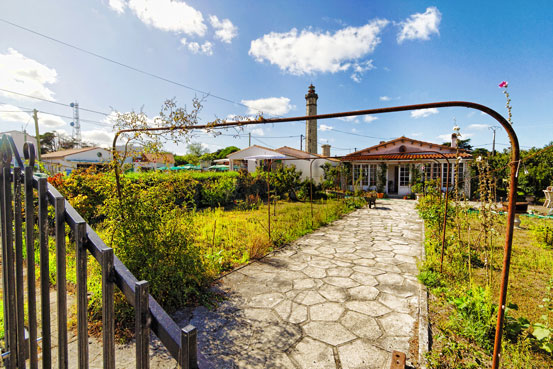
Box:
[0, 130, 38, 160]
[41, 147, 112, 174]
[227, 145, 338, 183]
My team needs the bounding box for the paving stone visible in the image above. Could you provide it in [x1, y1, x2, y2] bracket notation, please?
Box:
[346, 300, 391, 317]
[377, 293, 414, 313]
[318, 284, 348, 302]
[323, 276, 360, 288]
[290, 337, 335, 369]
[248, 292, 285, 308]
[303, 321, 356, 346]
[379, 312, 416, 337]
[338, 339, 389, 369]
[274, 300, 308, 324]
[294, 278, 323, 290]
[348, 285, 379, 300]
[326, 267, 354, 277]
[375, 272, 404, 285]
[349, 272, 379, 286]
[302, 266, 327, 278]
[310, 302, 345, 321]
[340, 311, 382, 340]
[294, 290, 327, 306]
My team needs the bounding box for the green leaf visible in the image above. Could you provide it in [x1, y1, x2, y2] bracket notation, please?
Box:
[532, 324, 551, 341]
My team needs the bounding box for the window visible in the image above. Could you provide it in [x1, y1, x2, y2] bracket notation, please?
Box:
[399, 165, 410, 186]
[353, 164, 361, 185]
[362, 164, 369, 187]
[454, 163, 464, 186]
[369, 165, 377, 187]
[432, 163, 440, 180]
[442, 163, 450, 188]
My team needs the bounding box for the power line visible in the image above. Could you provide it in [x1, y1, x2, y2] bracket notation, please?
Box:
[0, 87, 110, 116]
[0, 18, 262, 113]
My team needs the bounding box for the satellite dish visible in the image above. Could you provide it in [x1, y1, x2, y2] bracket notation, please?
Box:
[97, 152, 103, 158]
[70, 103, 75, 108]
[70, 122, 74, 127]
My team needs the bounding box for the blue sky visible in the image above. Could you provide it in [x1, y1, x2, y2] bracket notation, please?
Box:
[1, 0, 552, 155]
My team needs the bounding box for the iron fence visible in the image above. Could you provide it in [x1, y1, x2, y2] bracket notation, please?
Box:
[0, 134, 199, 368]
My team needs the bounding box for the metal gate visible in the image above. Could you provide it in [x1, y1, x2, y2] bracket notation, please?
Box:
[0, 134, 199, 368]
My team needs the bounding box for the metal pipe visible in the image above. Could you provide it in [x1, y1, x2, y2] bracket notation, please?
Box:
[309, 159, 315, 227]
[110, 101, 519, 367]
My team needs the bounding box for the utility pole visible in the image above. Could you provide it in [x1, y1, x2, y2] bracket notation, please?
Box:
[489, 126, 500, 156]
[300, 134, 303, 151]
[33, 109, 42, 161]
[70, 102, 81, 148]
[249, 132, 251, 147]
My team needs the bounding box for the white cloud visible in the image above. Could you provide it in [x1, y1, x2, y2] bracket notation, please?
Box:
[209, 15, 238, 43]
[338, 116, 358, 123]
[379, 96, 391, 101]
[125, 0, 207, 37]
[181, 39, 213, 55]
[81, 129, 115, 147]
[467, 124, 490, 130]
[437, 132, 474, 142]
[364, 115, 378, 123]
[241, 97, 294, 116]
[0, 105, 66, 129]
[320, 124, 333, 131]
[108, 0, 126, 14]
[351, 60, 375, 83]
[411, 108, 438, 118]
[397, 7, 441, 44]
[352, 128, 358, 133]
[411, 132, 423, 137]
[37, 112, 67, 129]
[0, 48, 58, 101]
[250, 128, 264, 136]
[437, 134, 451, 142]
[0, 104, 31, 123]
[200, 41, 213, 55]
[249, 19, 389, 79]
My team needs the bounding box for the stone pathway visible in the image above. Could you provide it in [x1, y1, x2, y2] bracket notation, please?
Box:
[190, 199, 424, 369]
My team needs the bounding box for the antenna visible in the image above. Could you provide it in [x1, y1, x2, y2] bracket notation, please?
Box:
[70, 102, 81, 147]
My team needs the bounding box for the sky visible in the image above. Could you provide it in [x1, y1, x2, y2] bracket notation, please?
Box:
[1, 0, 552, 156]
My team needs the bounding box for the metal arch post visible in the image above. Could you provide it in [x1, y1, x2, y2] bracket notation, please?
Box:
[110, 101, 519, 368]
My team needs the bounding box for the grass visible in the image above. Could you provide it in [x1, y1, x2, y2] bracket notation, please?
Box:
[191, 198, 362, 275]
[421, 205, 553, 368]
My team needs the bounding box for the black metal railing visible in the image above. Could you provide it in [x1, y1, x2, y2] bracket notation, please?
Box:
[0, 134, 199, 368]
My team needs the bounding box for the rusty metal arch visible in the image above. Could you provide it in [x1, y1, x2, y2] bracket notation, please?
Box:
[112, 101, 519, 368]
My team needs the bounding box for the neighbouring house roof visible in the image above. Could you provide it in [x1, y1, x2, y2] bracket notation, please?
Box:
[226, 145, 279, 158]
[276, 146, 319, 159]
[342, 136, 472, 162]
[138, 153, 175, 164]
[41, 147, 100, 159]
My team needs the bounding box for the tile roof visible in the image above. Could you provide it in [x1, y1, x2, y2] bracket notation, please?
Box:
[344, 136, 468, 157]
[342, 152, 472, 161]
[41, 147, 100, 159]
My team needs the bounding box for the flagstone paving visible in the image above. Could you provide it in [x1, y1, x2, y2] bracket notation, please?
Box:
[189, 199, 424, 369]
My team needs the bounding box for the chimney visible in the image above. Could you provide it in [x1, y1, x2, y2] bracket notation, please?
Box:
[321, 144, 331, 157]
[305, 84, 318, 154]
[451, 133, 458, 148]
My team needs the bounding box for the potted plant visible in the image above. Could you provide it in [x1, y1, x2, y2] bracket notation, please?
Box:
[411, 182, 424, 201]
[376, 163, 387, 198]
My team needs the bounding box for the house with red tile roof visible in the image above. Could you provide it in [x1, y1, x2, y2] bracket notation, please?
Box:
[341, 135, 472, 197]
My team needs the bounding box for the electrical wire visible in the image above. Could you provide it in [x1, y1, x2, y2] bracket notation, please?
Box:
[0, 18, 271, 115]
[0, 87, 110, 116]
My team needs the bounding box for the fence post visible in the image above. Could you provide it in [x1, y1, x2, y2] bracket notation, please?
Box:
[102, 248, 115, 369]
[76, 221, 89, 369]
[24, 166, 38, 368]
[55, 196, 68, 369]
[13, 167, 26, 368]
[37, 177, 51, 368]
[180, 325, 198, 369]
[135, 280, 150, 369]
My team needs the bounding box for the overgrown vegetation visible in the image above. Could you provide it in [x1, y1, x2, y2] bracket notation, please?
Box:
[418, 156, 553, 368]
[41, 165, 365, 332]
